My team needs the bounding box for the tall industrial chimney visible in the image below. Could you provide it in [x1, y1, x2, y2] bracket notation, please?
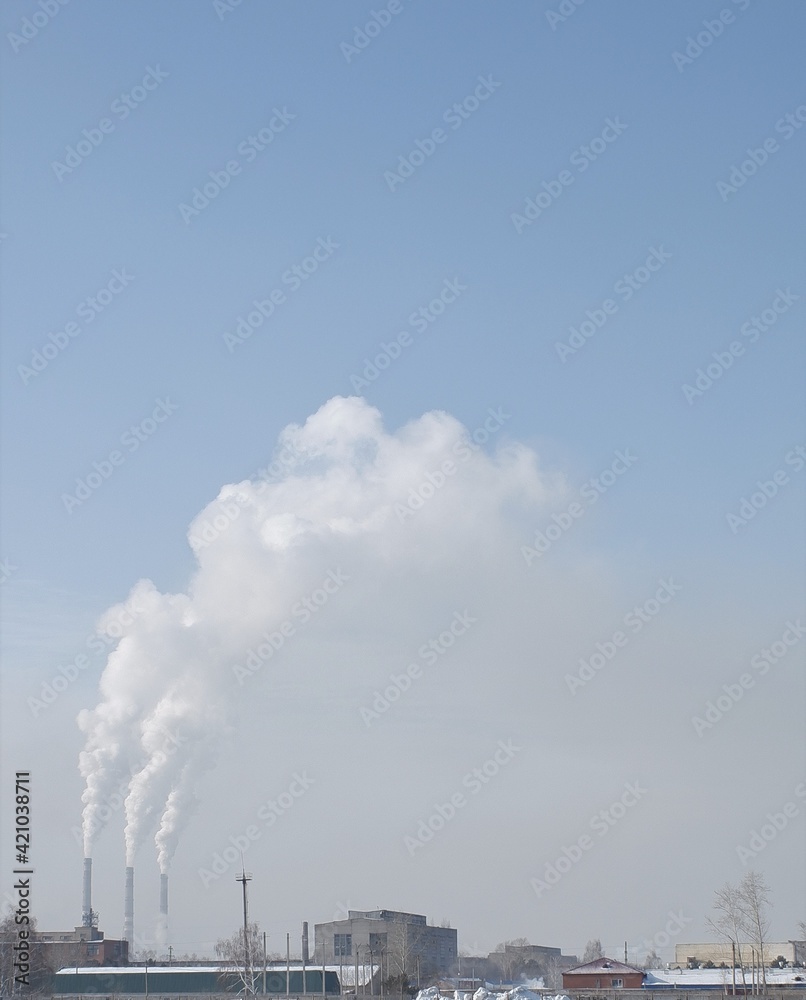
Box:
[159, 873, 168, 918]
[123, 866, 134, 945]
[302, 921, 309, 964]
[82, 858, 93, 927]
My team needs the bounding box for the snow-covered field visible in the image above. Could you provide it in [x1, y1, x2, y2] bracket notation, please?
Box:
[416, 986, 571, 1000]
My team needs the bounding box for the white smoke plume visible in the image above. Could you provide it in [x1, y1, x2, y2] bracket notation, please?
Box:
[77, 396, 557, 871]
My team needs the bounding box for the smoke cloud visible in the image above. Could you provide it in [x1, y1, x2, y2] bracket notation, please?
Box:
[77, 396, 558, 872]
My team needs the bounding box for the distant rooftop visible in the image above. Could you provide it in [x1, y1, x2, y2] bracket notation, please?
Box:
[347, 909, 427, 925]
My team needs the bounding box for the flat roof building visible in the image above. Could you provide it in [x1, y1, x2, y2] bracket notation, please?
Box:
[674, 941, 806, 968]
[37, 925, 128, 970]
[315, 909, 457, 979]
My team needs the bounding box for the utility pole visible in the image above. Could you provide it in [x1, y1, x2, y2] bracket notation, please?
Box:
[237, 867, 253, 996]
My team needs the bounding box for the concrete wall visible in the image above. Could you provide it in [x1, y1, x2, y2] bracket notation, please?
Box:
[675, 943, 806, 967]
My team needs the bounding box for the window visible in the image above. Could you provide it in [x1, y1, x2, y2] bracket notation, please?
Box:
[334, 934, 352, 958]
[611, 979, 624, 988]
[369, 933, 387, 951]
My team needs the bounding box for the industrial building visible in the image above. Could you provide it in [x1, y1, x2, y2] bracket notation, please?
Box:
[37, 924, 128, 970]
[674, 941, 806, 968]
[314, 910, 457, 978]
[52, 964, 353, 995]
[486, 942, 579, 981]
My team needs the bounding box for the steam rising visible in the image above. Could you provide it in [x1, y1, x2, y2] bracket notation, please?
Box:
[77, 396, 552, 872]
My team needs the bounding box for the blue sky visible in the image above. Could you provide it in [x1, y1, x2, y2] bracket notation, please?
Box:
[2, 0, 804, 965]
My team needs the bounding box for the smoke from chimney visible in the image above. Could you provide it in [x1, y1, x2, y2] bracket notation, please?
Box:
[76, 397, 551, 883]
[123, 866, 134, 945]
[82, 857, 93, 927]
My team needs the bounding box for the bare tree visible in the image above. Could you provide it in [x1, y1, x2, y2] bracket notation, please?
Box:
[492, 940, 531, 982]
[582, 939, 604, 963]
[708, 881, 748, 994]
[383, 919, 441, 984]
[543, 953, 564, 990]
[215, 921, 264, 995]
[737, 871, 771, 994]
[0, 909, 54, 995]
[643, 949, 662, 970]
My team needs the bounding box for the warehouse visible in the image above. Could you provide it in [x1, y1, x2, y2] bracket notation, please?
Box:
[53, 965, 343, 995]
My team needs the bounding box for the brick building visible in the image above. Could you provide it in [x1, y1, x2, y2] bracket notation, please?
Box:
[562, 957, 645, 990]
[37, 925, 128, 970]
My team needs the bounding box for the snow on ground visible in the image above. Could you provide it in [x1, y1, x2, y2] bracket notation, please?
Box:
[415, 988, 570, 1000]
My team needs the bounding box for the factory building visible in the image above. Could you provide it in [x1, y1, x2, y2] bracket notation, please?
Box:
[314, 909, 457, 978]
[674, 941, 806, 968]
[37, 925, 128, 970]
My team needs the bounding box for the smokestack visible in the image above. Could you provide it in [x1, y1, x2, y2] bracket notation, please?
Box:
[160, 873, 168, 917]
[123, 866, 134, 945]
[82, 858, 93, 927]
[302, 921, 309, 964]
